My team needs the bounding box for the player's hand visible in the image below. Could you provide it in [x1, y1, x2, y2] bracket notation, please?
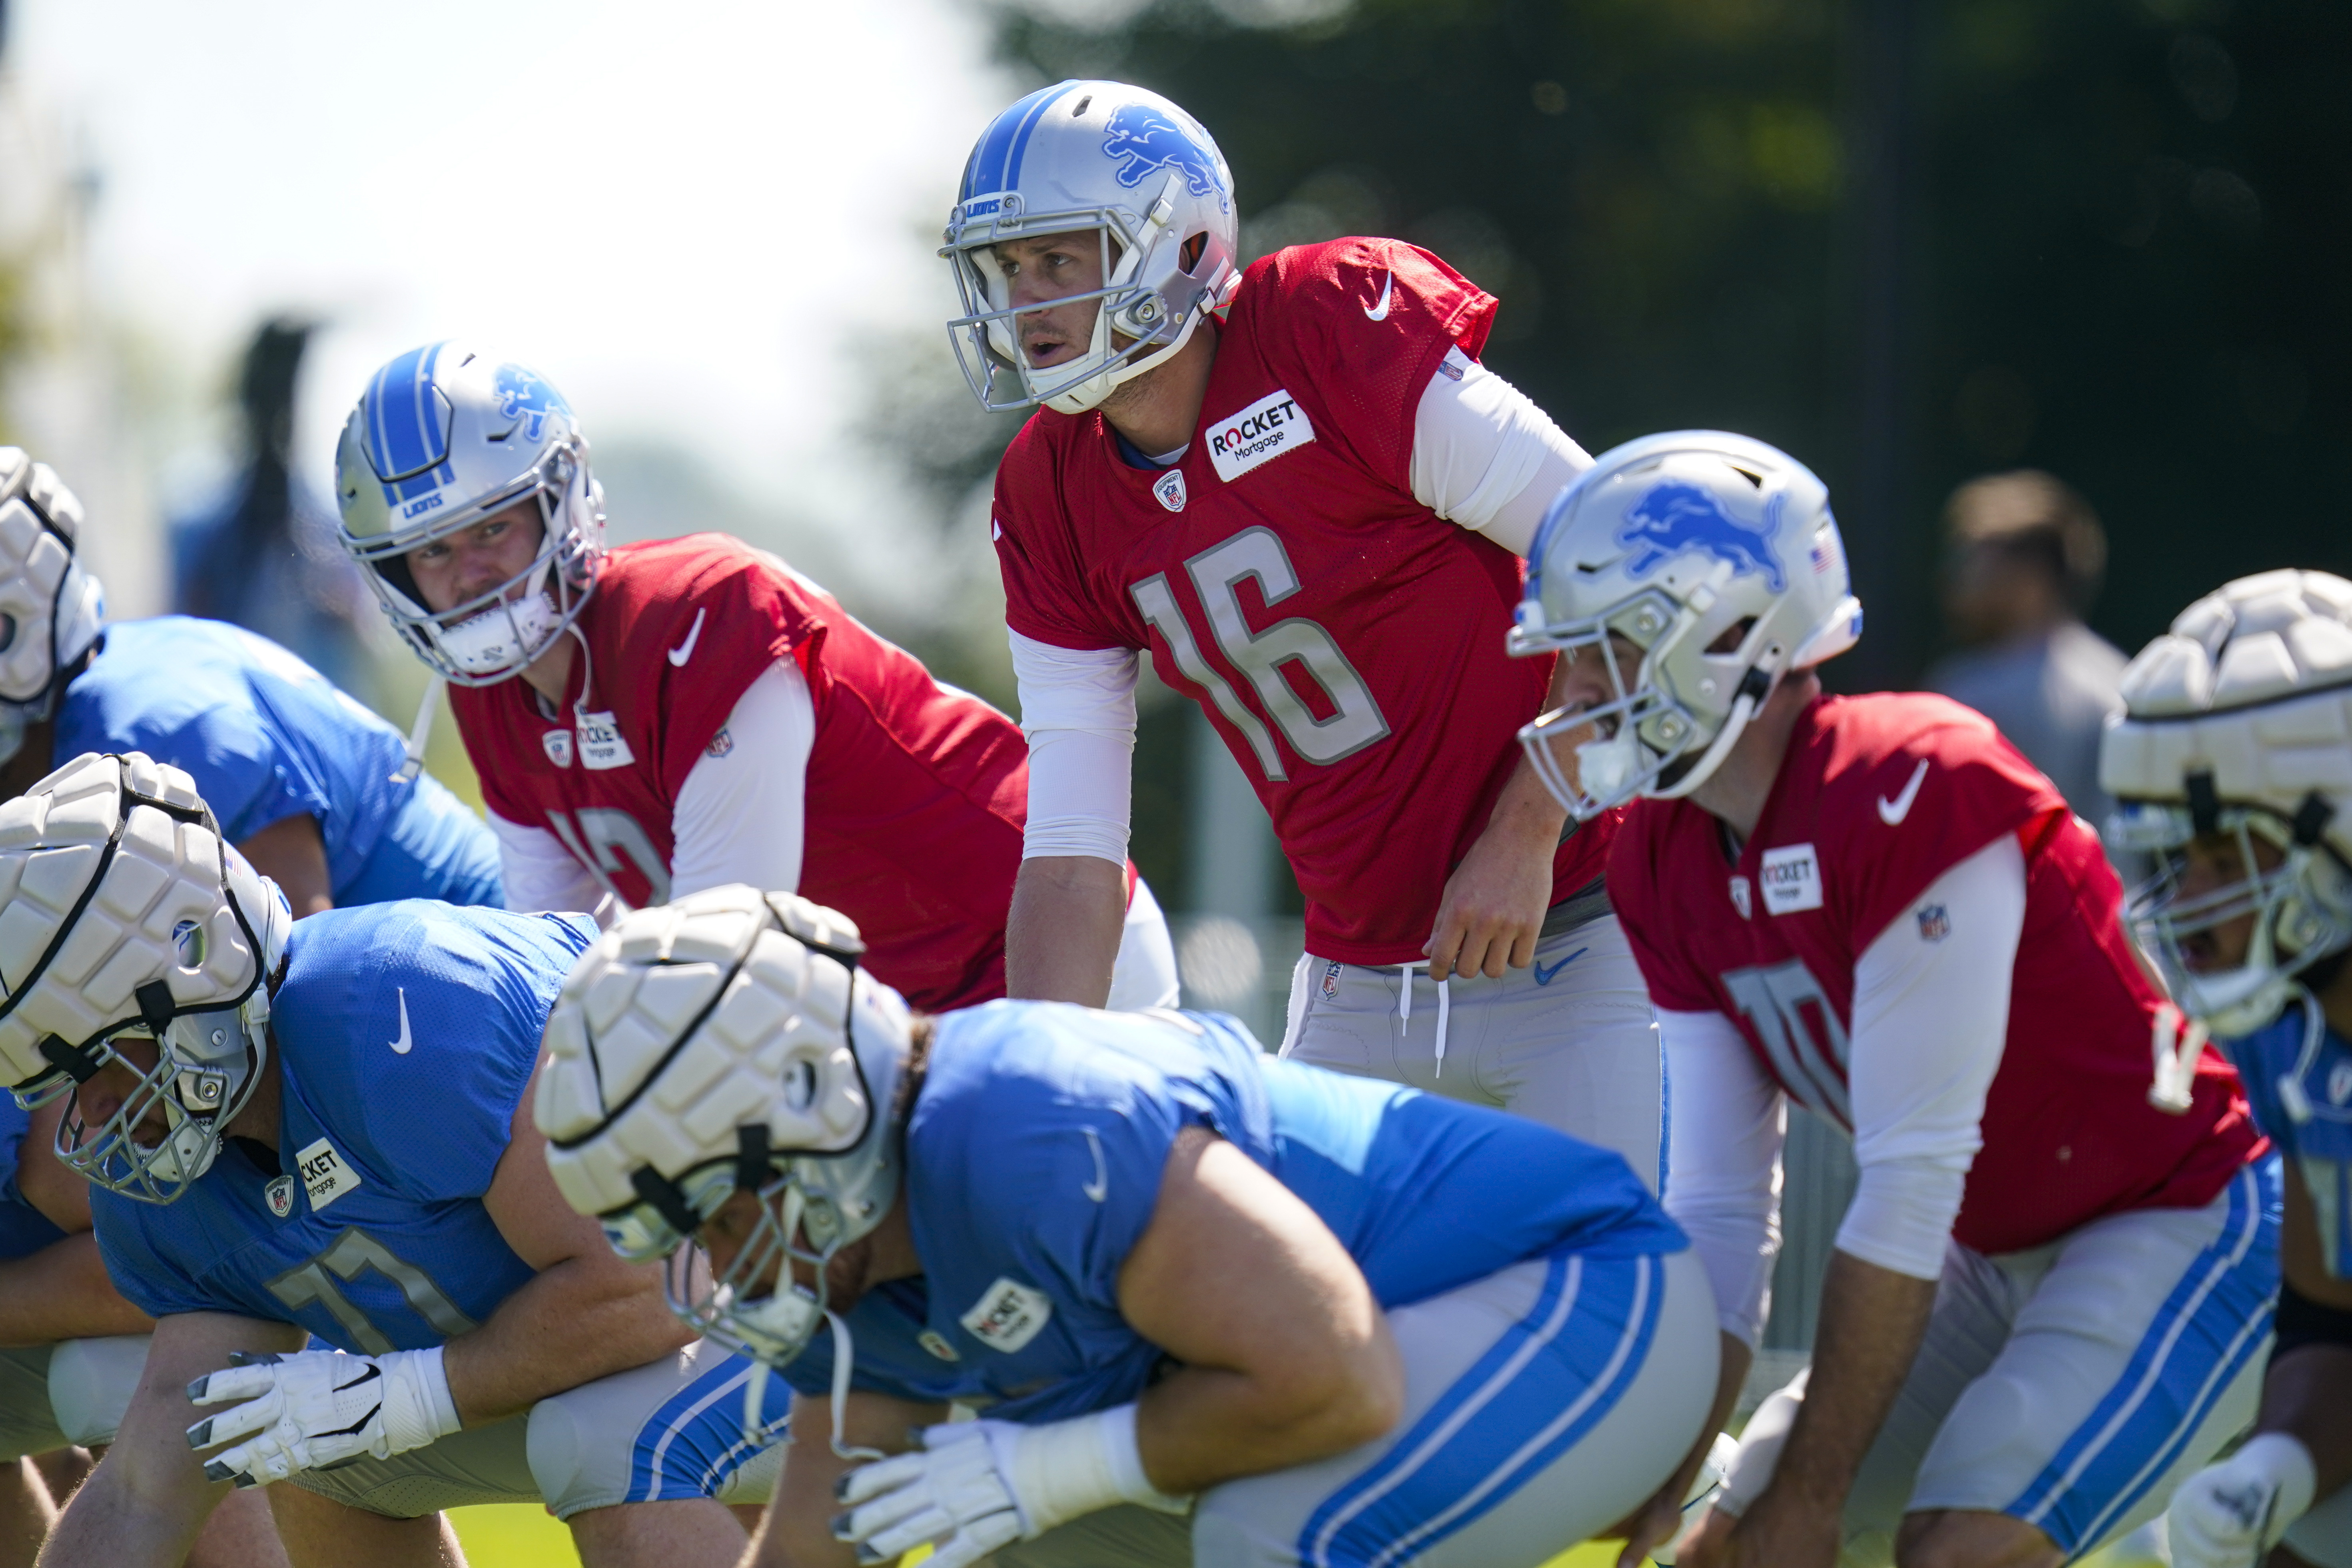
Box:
[831, 1423, 1026, 1568]
[1424, 798, 1559, 981]
[2167, 1435, 2317, 1568]
[1614, 1431, 1740, 1567]
[186, 1346, 461, 1486]
[1704, 1483, 1840, 1568]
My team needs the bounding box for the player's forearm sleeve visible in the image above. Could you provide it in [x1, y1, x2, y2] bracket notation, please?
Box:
[1837, 833, 2027, 1280]
[1660, 1007, 1786, 1347]
[1011, 630, 1139, 866]
[670, 658, 815, 902]
[1407, 346, 1595, 557]
[487, 811, 606, 917]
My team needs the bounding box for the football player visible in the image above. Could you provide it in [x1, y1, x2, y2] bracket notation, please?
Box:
[331, 343, 1177, 1013]
[0, 1095, 287, 1568]
[949, 81, 1660, 1180]
[2102, 571, 2352, 1568]
[534, 884, 1722, 1568]
[0, 449, 501, 916]
[0, 753, 791, 1568]
[1512, 432, 2276, 1568]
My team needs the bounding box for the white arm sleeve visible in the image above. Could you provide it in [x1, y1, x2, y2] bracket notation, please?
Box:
[1408, 346, 1595, 557]
[487, 810, 606, 917]
[1835, 832, 2029, 1280]
[669, 658, 816, 902]
[1661, 1007, 1787, 1347]
[1010, 630, 1139, 866]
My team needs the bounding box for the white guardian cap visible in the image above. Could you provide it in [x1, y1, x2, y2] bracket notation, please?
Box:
[2101, 570, 2352, 1035]
[334, 343, 604, 686]
[942, 80, 1241, 415]
[0, 450, 105, 765]
[1508, 431, 1862, 818]
[536, 886, 910, 1371]
[0, 752, 290, 1203]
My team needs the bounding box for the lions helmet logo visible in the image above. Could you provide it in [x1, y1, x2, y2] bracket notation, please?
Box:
[493, 364, 571, 445]
[1616, 482, 1787, 593]
[1100, 105, 1228, 213]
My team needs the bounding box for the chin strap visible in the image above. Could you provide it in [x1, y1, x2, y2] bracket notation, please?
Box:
[389, 676, 443, 785]
[826, 1310, 885, 1464]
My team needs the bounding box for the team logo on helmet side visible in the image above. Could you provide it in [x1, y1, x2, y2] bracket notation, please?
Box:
[493, 366, 570, 445]
[1618, 482, 1788, 593]
[1100, 105, 1228, 211]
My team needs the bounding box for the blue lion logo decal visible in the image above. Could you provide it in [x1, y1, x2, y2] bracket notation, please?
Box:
[1100, 105, 1228, 212]
[493, 365, 571, 445]
[1617, 482, 1787, 592]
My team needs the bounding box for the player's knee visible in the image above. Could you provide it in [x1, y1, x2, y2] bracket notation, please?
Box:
[524, 1391, 601, 1516]
[46, 1335, 148, 1450]
[1895, 1508, 2062, 1568]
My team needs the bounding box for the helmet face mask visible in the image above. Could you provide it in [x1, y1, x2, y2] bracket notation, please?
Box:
[335, 346, 604, 686]
[942, 81, 1239, 417]
[50, 1000, 267, 1202]
[1510, 433, 1860, 819]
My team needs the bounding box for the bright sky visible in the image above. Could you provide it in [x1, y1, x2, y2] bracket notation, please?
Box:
[10, 0, 1021, 526]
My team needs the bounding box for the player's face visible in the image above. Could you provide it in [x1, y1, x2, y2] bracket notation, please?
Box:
[2167, 830, 2284, 972]
[405, 501, 545, 616]
[698, 1187, 879, 1311]
[67, 1033, 171, 1149]
[1551, 631, 1647, 724]
[991, 231, 1114, 369]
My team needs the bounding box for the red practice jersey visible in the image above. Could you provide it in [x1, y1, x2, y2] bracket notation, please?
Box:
[452, 535, 1066, 1011]
[992, 237, 1614, 966]
[1611, 692, 2261, 1256]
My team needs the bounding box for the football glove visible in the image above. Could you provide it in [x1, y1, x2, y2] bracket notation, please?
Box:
[186, 1346, 462, 1486]
[831, 1405, 1186, 1567]
[2166, 1433, 2317, 1568]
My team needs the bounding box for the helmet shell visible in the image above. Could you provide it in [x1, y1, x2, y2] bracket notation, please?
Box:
[0, 449, 105, 714]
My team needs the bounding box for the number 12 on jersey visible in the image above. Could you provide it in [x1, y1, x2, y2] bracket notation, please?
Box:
[1131, 527, 1390, 784]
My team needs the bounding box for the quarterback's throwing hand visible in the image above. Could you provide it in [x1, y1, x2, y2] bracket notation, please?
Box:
[186, 1346, 461, 1487]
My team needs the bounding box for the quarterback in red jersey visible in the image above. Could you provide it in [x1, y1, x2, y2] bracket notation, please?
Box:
[946, 80, 1660, 1180]
[1512, 431, 2275, 1568]
[331, 343, 1176, 1014]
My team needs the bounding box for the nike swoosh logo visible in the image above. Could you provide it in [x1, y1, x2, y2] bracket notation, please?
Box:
[1081, 1129, 1108, 1203]
[667, 608, 707, 667]
[1532, 946, 1588, 986]
[1877, 758, 1930, 825]
[1363, 270, 1394, 321]
[389, 989, 413, 1055]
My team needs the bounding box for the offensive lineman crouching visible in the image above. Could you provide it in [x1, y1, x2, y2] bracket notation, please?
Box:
[535, 886, 1721, 1568]
[0, 753, 787, 1568]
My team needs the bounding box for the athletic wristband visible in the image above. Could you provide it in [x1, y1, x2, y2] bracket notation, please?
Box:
[1003, 1404, 1189, 1534]
[379, 1345, 464, 1452]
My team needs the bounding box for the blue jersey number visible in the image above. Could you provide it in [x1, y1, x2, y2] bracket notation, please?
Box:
[265, 1229, 479, 1355]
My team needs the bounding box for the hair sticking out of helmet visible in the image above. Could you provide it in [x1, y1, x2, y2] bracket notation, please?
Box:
[941, 81, 1241, 414]
[0, 752, 290, 1203]
[1507, 431, 1861, 819]
[535, 887, 912, 1391]
[333, 344, 604, 688]
[2102, 570, 2352, 1037]
[0, 450, 106, 765]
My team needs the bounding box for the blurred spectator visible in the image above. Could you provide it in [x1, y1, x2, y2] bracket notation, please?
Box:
[1926, 470, 2127, 826]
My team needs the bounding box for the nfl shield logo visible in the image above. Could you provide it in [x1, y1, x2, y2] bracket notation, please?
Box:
[265, 1175, 296, 1219]
[1321, 960, 1341, 1000]
[1153, 469, 1187, 513]
[1728, 877, 1752, 920]
[542, 729, 575, 768]
[1916, 904, 1951, 943]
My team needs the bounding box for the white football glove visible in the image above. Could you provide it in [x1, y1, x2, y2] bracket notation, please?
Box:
[831, 1405, 1187, 1568]
[2167, 1433, 2318, 1568]
[186, 1346, 462, 1487]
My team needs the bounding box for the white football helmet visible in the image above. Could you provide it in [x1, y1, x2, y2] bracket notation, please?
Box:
[2100, 570, 2352, 1037]
[0, 450, 105, 766]
[1508, 431, 1862, 818]
[0, 752, 290, 1203]
[333, 343, 604, 686]
[942, 80, 1241, 415]
[537, 886, 910, 1370]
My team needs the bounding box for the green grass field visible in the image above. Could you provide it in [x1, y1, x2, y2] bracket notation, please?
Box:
[445, 1505, 2163, 1567]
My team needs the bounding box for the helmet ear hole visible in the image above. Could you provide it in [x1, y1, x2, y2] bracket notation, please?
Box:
[0, 614, 14, 654]
[1181, 232, 1208, 272]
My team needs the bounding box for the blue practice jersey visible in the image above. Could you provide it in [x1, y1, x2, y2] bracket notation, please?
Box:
[2228, 998, 2352, 1282]
[93, 904, 596, 1350]
[785, 1001, 1684, 1422]
[54, 618, 501, 907]
[0, 1101, 66, 1263]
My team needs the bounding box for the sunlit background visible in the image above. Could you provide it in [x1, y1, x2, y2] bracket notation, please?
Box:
[2, 2, 2343, 1560]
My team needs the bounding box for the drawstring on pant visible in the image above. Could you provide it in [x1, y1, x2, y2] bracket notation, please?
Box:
[1397, 963, 1452, 1076]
